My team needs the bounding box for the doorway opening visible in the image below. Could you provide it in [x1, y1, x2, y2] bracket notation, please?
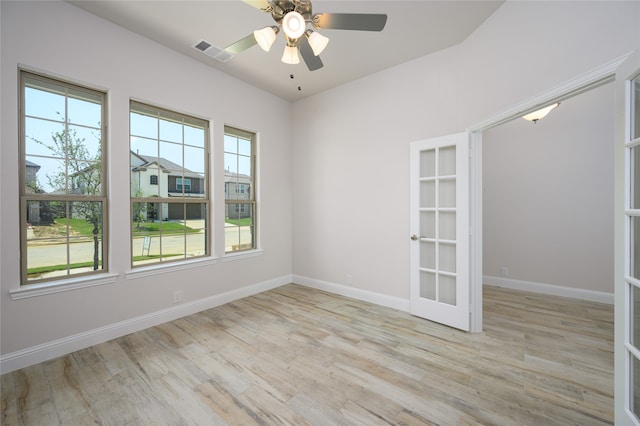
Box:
[482, 81, 614, 301]
[467, 55, 629, 332]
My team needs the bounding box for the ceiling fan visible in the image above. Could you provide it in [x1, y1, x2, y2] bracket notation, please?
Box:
[222, 0, 387, 71]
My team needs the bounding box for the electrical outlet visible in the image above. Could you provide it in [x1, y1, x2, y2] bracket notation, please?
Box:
[500, 267, 509, 277]
[346, 274, 353, 284]
[173, 290, 183, 304]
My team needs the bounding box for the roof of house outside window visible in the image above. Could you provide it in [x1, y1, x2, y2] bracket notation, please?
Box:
[130, 151, 204, 179]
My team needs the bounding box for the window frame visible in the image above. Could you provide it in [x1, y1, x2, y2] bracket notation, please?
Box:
[224, 126, 257, 253]
[19, 70, 109, 286]
[129, 100, 210, 268]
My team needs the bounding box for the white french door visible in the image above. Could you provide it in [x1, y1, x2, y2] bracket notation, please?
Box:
[619, 50, 640, 424]
[409, 133, 470, 331]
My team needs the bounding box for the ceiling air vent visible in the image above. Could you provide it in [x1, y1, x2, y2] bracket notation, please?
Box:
[193, 40, 235, 63]
[194, 40, 212, 52]
[213, 50, 234, 63]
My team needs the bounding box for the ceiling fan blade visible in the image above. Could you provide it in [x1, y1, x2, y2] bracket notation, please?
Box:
[242, 0, 272, 12]
[223, 34, 258, 55]
[298, 36, 323, 71]
[313, 13, 387, 31]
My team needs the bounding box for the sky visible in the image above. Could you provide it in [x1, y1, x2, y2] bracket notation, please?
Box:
[23, 85, 233, 194]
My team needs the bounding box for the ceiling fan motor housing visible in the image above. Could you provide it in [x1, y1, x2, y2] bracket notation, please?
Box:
[270, 0, 312, 24]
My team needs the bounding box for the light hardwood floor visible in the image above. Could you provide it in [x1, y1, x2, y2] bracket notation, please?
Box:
[1, 284, 613, 425]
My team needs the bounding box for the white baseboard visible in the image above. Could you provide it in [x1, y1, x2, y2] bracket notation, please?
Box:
[0, 274, 292, 374]
[484, 275, 614, 305]
[293, 274, 411, 312]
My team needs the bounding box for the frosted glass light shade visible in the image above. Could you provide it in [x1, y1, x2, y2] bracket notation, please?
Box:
[281, 45, 300, 64]
[282, 11, 305, 39]
[523, 103, 560, 122]
[307, 30, 329, 56]
[254, 26, 278, 52]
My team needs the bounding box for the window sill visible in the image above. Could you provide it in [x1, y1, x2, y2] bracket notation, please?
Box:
[126, 256, 218, 280]
[9, 273, 119, 300]
[223, 249, 264, 262]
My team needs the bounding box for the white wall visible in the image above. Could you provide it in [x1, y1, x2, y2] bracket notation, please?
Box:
[1, 1, 292, 361]
[483, 82, 615, 293]
[291, 1, 639, 302]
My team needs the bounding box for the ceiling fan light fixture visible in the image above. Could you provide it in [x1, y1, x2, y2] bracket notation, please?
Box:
[254, 26, 279, 52]
[523, 103, 560, 123]
[306, 30, 329, 56]
[281, 45, 300, 64]
[282, 11, 306, 39]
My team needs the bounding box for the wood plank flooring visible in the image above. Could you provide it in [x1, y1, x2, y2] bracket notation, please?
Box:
[1, 284, 614, 425]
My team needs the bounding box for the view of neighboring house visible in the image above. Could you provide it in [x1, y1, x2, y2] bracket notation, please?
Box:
[130, 151, 205, 220]
[224, 171, 252, 219]
[69, 162, 101, 195]
[25, 160, 41, 224]
[25, 160, 40, 191]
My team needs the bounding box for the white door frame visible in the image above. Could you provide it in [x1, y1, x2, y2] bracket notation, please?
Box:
[465, 53, 631, 333]
[614, 49, 640, 425]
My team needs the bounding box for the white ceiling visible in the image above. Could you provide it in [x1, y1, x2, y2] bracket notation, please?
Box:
[68, 0, 503, 102]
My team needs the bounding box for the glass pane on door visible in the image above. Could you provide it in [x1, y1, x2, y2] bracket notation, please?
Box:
[439, 275, 457, 306]
[634, 355, 640, 416]
[439, 211, 456, 240]
[439, 179, 456, 208]
[439, 243, 456, 273]
[421, 149, 436, 178]
[633, 75, 640, 140]
[420, 181, 436, 208]
[631, 285, 640, 348]
[439, 146, 456, 175]
[633, 216, 640, 280]
[420, 211, 435, 239]
[632, 146, 639, 210]
[420, 241, 436, 270]
[418, 145, 458, 307]
[420, 271, 436, 300]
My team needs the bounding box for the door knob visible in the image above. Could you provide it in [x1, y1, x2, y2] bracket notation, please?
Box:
[411, 235, 418, 241]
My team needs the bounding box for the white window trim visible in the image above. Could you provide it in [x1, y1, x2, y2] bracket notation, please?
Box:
[223, 249, 264, 262]
[9, 273, 119, 300]
[125, 256, 218, 280]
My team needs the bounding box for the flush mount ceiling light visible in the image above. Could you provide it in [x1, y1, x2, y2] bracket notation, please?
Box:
[523, 103, 560, 123]
[282, 11, 306, 39]
[208, 0, 387, 72]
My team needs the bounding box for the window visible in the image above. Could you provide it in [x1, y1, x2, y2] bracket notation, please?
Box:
[130, 101, 209, 266]
[20, 71, 107, 284]
[150, 175, 158, 185]
[176, 177, 191, 192]
[224, 126, 256, 252]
